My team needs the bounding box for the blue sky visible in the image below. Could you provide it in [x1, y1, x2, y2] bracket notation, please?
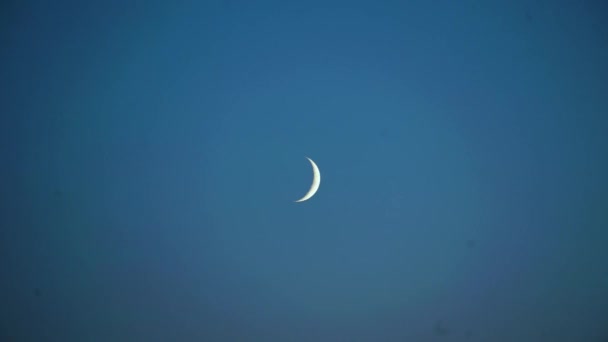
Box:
[1, 1, 607, 341]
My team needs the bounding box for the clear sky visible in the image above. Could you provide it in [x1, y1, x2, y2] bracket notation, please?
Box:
[1, 1, 607, 341]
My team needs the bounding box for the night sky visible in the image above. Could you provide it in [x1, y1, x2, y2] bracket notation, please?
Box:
[2, 1, 608, 341]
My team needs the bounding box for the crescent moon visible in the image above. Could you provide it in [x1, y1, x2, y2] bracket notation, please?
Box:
[295, 157, 321, 202]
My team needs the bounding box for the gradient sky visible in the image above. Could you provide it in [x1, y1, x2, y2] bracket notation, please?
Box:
[2, 1, 608, 341]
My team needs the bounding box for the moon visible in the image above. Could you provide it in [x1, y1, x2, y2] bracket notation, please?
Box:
[295, 157, 321, 202]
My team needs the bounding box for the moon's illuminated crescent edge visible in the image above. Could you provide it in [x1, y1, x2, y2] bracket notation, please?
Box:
[294, 157, 321, 202]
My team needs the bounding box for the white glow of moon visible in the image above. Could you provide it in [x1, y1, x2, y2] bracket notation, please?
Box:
[295, 157, 321, 202]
